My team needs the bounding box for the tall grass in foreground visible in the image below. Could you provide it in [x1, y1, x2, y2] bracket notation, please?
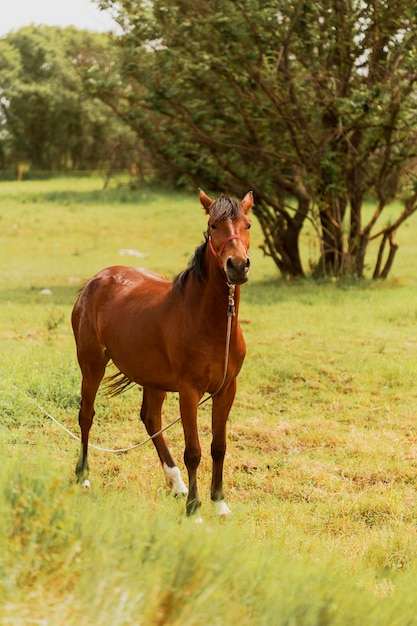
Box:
[2, 451, 417, 626]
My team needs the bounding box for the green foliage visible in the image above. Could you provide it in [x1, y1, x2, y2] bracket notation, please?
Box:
[3, 461, 78, 580]
[95, 0, 417, 279]
[0, 26, 137, 172]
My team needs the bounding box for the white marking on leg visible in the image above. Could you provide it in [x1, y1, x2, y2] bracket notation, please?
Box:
[81, 479, 91, 489]
[163, 463, 188, 496]
[214, 500, 232, 516]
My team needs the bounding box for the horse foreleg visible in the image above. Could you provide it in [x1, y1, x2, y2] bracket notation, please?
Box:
[140, 388, 188, 496]
[179, 390, 201, 516]
[210, 381, 236, 516]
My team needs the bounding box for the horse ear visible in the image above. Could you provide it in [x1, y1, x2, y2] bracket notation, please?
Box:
[199, 188, 213, 214]
[241, 191, 254, 214]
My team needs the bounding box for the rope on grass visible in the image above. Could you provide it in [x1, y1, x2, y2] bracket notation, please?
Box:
[10, 382, 182, 453]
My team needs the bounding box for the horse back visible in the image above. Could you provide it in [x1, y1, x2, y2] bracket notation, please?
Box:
[72, 266, 170, 334]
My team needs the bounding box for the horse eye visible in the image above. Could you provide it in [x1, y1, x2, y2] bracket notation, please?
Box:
[210, 224, 216, 230]
[247, 223, 252, 230]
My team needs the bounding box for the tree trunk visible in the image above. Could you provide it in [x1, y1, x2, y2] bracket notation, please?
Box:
[316, 193, 348, 276]
[373, 232, 398, 279]
[348, 190, 367, 277]
[319, 212, 344, 276]
[255, 201, 305, 278]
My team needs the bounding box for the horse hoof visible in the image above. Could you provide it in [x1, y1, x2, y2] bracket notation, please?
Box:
[214, 500, 232, 516]
[172, 482, 188, 497]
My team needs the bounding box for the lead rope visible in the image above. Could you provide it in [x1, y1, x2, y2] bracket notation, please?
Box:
[7, 285, 236, 454]
[203, 282, 235, 401]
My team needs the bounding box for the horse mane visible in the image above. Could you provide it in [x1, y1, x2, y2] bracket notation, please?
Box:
[173, 239, 207, 292]
[209, 195, 242, 221]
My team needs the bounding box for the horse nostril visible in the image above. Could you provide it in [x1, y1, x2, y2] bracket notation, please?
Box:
[226, 257, 250, 271]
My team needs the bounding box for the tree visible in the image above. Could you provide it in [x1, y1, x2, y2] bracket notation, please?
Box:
[0, 40, 21, 169]
[0, 26, 138, 173]
[93, 0, 417, 278]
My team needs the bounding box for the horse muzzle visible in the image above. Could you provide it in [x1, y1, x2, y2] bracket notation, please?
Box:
[225, 256, 250, 285]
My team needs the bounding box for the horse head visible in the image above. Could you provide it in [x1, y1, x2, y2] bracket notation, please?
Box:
[199, 189, 253, 285]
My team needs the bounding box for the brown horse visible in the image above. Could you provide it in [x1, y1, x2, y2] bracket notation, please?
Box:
[71, 189, 253, 516]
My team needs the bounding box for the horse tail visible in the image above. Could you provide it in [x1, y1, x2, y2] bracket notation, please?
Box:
[104, 369, 136, 397]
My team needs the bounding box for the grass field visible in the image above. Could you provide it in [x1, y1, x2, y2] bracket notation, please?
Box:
[2, 176, 417, 624]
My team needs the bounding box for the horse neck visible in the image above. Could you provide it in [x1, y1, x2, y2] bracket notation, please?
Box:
[200, 249, 241, 321]
[177, 246, 241, 330]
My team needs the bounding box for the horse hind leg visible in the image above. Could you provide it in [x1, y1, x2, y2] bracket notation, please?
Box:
[75, 356, 107, 488]
[140, 388, 188, 497]
[72, 289, 109, 487]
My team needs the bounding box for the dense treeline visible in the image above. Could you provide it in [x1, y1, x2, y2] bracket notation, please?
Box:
[2, 1, 417, 279]
[0, 26, 140, 176]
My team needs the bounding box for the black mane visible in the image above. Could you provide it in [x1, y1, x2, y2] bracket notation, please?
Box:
[209, 195, 242, 221]
[173, 239, 207, 292]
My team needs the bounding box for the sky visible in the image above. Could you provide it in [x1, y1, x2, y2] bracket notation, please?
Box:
[0, 0, 119, 37]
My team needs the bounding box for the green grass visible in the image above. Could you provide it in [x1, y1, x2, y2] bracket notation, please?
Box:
[3, 177, 417, 623]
